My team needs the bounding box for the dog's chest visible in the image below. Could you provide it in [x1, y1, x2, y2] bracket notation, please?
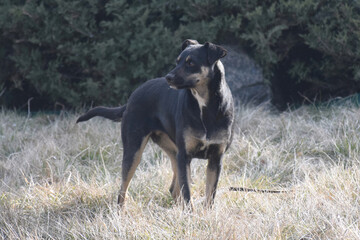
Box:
[184, 126, 231, 158]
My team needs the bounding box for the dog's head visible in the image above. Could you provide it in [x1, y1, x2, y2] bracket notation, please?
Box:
[165, 39, 227, 89]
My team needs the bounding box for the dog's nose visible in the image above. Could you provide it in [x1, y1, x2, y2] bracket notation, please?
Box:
[165, 74, 174, 83]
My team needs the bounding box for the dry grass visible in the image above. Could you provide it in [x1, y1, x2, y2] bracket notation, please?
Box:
[1, 103, 360, 239]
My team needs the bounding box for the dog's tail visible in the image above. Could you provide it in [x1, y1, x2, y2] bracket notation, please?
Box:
[76, 105, 127, 123]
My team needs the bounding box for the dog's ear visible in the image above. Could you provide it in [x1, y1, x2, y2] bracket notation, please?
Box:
[204, 42, 227, 65]
[181, 39, 199, 50]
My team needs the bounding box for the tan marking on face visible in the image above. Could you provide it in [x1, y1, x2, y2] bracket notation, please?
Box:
[188, 66, 210, 111]
[177, 56, 180, 63]
[188, 66, 210, 84]
[186, 55, 191, 62]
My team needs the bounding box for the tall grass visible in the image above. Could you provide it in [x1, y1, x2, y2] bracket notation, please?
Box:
[0, 103, 359, 239]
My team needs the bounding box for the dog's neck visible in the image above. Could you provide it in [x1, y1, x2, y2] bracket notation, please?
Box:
[190, 60, 227, 109]
[189, 60, 232, 140]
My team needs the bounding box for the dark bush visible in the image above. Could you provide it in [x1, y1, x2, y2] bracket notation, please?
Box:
[1, 0, 359, 109]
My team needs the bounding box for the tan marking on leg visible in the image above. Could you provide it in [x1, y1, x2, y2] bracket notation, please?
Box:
[169, 155, 181, 200]
[187, 164, 193, 184]
[118, 135, 150, 207]
[189, 66, 210, 102]
[151, 131, 180, 201]
[205, 166, 218, 207]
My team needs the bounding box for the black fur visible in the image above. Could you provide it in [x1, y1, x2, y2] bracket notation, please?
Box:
[76, 106, 126, 123]
[77, 40, 234, 208]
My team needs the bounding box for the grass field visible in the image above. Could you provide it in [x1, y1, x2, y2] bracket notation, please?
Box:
[0, 103, 359, 239]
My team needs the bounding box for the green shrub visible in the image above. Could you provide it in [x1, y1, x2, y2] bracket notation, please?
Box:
[0, 0, 178, 109]
[0, 0, 359, 109]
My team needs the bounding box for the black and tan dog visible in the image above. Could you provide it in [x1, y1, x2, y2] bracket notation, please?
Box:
[77, 39, 234, 207]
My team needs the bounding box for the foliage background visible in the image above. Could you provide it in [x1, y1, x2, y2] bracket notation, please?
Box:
[1, 0, 359, 109]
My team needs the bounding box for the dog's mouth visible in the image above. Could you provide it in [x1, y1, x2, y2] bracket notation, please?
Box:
[168, 82, 196, 89]
[167, 79, 199, 90]
[169, 84, 178, 90]
[166, 71, 200, 89]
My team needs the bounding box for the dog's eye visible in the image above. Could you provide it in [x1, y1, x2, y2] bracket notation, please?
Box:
[187, 60, 195, 67]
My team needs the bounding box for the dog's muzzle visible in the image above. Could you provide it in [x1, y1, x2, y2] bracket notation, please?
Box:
[165, 73, 175, 84]
[165, 73, 178, 89]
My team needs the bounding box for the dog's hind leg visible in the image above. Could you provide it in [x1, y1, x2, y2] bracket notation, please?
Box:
[169, 156, 180, 200]
[150, 132, 180, 200]
[160, 150, 180, 200]
[118, 134, 150, 207]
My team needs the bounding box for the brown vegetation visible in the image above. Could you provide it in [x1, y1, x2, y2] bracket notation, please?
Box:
[1, 103, 359, 239]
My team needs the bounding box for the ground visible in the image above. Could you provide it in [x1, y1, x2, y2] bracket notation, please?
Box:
[0, 102, 359, 239]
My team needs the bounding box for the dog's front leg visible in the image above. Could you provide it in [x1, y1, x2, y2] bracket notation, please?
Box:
[176, 150, 192, 207]
[205, 153, 223, 207]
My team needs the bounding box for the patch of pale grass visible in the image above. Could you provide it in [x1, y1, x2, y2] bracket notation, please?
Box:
[0, 103, 360, 239]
